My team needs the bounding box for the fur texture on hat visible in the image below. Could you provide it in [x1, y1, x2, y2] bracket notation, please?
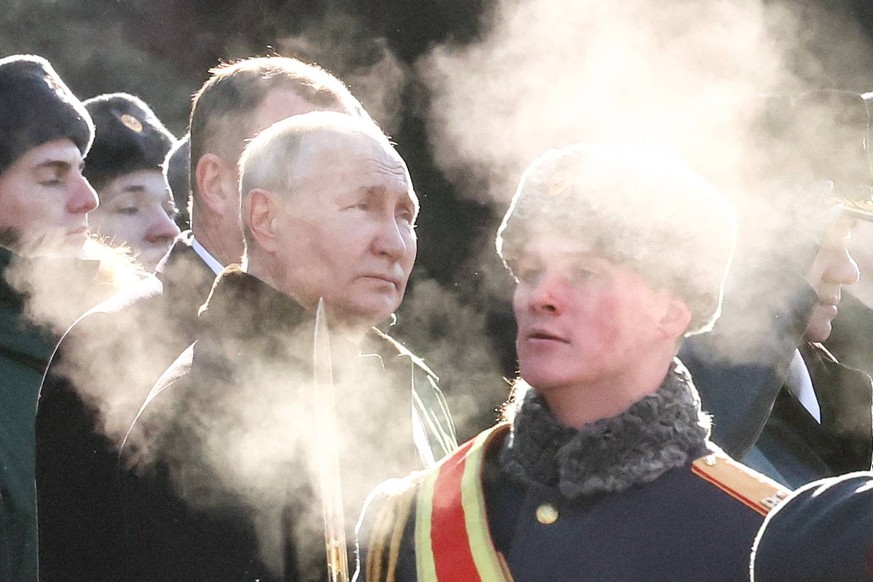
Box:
[0, 54, 93, 174]
[496, 143, 738, 336]
[83, 92, 176, 191]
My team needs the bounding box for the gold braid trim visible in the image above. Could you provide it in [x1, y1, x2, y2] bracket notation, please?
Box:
[365, 482, 419, 582]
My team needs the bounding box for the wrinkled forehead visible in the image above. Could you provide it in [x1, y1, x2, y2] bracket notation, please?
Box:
[298, 129, 415, 197]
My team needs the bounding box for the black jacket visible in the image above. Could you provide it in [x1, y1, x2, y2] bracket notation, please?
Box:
[36, 233, 217, 582]
[116, 267, 455, 581]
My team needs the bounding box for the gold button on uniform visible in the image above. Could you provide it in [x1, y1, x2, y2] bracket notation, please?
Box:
[535, 503, 559, 525]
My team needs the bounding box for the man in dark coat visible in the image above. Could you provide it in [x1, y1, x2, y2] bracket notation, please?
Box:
[681, 90, 873, 488]
[118, 112, 456, 581]
[35, 56, 371, 581]
[357, 143, 786, 582]
[0, 53, 100, 582]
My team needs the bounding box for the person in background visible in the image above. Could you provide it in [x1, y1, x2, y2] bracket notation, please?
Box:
[83, 93, 180, 271]
[36, 55, 373, 582]
[682, 90, 873, 488]
[356, 143, 786, 581]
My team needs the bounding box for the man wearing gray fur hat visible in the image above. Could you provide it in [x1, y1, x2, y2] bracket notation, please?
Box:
[0, 53, 98, 582]
[83, 92, 180, 271]
[357, 143, 787, 581]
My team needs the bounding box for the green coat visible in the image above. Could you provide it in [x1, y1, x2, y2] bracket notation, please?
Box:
[0, 247, 56, 582]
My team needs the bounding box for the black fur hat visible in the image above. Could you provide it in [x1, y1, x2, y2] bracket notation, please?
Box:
[0, 54, 93, 175]
[83, 92, 176, 191]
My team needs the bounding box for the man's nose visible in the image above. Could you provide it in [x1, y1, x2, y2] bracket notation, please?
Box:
[69, 174, 99, 215]
[374, 217, 411, 259]
[528, 271, 567, 314]
[146, 209, 181, 245]
[825, 247, 861, 286]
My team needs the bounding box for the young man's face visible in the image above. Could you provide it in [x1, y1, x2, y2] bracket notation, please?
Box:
[89, 169, 180, 271]
[512, 234, 676, 394]
[0, 139, 98, 256]
[803, 213, 859, 343]
[270, 131, 418, 329]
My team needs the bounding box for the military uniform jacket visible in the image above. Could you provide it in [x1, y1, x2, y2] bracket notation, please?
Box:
[36, 233, 218, 582]
[358, 361, 787, 582]
[115, 267, 457, 581]
[752, 470, 873, 581]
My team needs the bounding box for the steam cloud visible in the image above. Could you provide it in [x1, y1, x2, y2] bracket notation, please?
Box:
[416, 0, 873, 363]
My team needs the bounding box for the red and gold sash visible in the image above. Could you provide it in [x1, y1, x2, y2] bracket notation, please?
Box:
[415, 423, 513, 582]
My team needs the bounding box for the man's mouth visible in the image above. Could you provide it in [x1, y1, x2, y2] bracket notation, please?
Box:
[525, 328, 569, 343]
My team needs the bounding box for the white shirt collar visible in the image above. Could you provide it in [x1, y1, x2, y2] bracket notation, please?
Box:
[191, 236, 224, 276]
[787, 349, 821, 424]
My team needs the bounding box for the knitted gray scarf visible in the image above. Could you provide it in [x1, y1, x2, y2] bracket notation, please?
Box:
[499, 360, 710, 499]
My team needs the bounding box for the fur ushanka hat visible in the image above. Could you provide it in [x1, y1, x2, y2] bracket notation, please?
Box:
[496, 143, 738, 337]
[0, 54, 93, 175]
[83, 92, 176, 191]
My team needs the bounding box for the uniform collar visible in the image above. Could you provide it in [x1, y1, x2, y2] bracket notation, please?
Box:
[500, 359, 711, 499]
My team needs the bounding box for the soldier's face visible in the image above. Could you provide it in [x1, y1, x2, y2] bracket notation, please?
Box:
[89, 169, 180, 271]
[803, 214, 859, 342]
[0, 139, 98, 256]
[270, 132, 418, 329]
[512, 234, 676, 403]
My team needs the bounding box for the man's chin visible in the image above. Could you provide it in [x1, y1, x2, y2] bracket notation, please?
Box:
[802, 319, 833, 344]
[332, 297, 400, 330]
[35, 234, 88, 258]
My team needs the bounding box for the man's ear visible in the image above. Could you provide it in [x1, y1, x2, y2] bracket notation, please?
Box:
[194, 153, 236, 215]
[245, 188, 279, 254]
[659, 295, 692, 339]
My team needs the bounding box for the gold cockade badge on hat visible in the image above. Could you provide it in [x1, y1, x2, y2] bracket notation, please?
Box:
[546, 168, 574, 198]
[120, 113, 143, 133]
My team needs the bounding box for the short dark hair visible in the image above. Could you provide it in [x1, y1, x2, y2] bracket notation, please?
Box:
[188, 56, 365, 199]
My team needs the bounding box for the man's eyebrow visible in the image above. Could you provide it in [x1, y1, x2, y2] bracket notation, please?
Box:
[33, 160, 73, 172]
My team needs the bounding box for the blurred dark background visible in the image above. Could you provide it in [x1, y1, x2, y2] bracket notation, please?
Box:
[5, 0, 873, 438]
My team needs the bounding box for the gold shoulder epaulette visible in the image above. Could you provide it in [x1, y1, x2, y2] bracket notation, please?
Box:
[691, 451, 791, 516]
[364, 472, 425, 582]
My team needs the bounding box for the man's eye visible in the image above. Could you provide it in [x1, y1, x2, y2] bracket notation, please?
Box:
[117, 207, 139, 215]
[38, 174, 63, 187]
[570, 268, 594, 283]
[397, 208, 415, 225]
[515, 267, 542, 284]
